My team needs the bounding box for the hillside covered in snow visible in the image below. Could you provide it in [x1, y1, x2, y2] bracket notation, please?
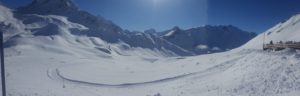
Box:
[1, 0, 300, 96]
[242, 14, 300, 49]
[9, 0, 255, 56]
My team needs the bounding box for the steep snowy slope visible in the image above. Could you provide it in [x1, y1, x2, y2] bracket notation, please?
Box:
[1, 3, 173, 59]
[18, 0, 122, 42]
[16, 0, 193, 56]
[15, 0, 256, 56]
[242, 13, 300, 49]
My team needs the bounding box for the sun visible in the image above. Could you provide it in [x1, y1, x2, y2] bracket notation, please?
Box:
[152, 0, 159, 7]
[152, 0, 164, 10]
[153, 0, 159, 5]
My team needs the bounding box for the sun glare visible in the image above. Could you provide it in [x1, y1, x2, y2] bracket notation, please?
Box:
[152, 0, 160, 9]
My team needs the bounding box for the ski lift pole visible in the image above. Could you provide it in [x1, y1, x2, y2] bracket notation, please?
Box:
[1, 30, 6, 96]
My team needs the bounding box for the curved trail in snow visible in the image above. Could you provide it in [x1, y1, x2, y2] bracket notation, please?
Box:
[50, 56, 245, 87]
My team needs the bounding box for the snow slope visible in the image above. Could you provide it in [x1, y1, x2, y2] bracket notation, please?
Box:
[5, 43, 300, 96]
[16, 0, 193, 56]
[15, 0, 256, 56]
[242, 13, 300, 49]
[1, 1, 300, 96]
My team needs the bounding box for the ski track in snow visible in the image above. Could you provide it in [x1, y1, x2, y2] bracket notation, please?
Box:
[50, 56, 245, 87]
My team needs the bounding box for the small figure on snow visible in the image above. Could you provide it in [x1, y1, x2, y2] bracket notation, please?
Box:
[270, 41, 273, 45]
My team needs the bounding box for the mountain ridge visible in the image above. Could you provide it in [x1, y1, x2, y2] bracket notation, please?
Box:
[161, 25, 257, 54]
[4, 0, 256, 56]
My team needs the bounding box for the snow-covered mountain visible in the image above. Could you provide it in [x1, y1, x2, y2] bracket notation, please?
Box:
[1, 0, 300, 96]
[18, 0, 122, 42]
[162, 26, 256, 54]
[11, 0, 256, 56]
[10, 0, 193, 56]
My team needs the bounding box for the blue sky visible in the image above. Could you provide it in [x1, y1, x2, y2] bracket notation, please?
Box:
[2, 0, 300, 33]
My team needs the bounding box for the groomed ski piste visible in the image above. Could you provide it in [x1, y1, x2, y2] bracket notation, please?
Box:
[1, 2, 300, 96]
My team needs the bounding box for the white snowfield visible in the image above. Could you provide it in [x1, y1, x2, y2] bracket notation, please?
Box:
[1, 4, 300, 96]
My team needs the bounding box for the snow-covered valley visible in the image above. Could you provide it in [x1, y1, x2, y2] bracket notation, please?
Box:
[5, 42, 300, 96]
[1, 0, 300, 96]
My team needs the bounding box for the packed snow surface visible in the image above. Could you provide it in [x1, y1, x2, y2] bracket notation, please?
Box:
[6, 45, 300, 96]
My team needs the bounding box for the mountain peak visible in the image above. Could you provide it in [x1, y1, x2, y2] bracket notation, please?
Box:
[18, 0, 77, 14]
[163, 26, 183, 37]
[171, 26, 181, 31]
[32, 0, 75, 7]
[144, 28, 156, 33]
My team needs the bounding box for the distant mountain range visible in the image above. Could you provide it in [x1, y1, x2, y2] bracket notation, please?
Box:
[160, 26, 256, 54]
[3, 0, 256, 56]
